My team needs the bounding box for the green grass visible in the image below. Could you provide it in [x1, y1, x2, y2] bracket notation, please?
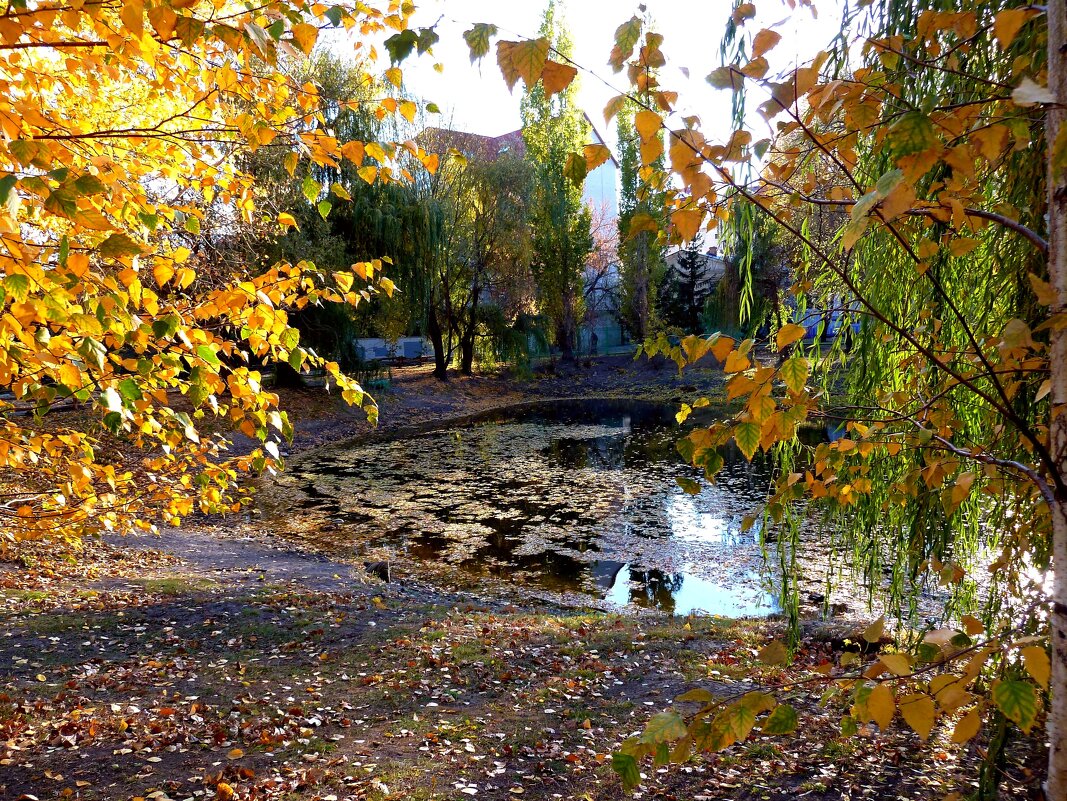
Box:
[131, 576, 218, 595]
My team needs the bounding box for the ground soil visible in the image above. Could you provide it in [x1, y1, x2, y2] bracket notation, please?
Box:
[0, 356, 1046, 801]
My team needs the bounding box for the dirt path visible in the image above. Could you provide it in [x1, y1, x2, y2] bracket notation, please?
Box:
[1, 521, 1041, 801]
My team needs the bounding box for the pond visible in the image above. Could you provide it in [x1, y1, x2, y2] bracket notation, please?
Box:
[264, 399, 791, 616]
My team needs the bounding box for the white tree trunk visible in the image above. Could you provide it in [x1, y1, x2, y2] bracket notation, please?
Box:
[1047, 2, 1067, 798]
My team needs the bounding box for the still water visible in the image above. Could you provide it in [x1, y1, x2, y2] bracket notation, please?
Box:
[266, 400, 787, 616]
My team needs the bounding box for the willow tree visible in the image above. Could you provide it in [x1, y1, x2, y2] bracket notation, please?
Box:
[520, 1, 593, 362]
[450, 0, 1067, 794]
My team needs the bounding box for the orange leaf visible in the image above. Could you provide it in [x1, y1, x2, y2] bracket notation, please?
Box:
[541, 60, 577, 96]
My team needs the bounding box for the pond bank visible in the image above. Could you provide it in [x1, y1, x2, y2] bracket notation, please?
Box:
[253, 352, 729, 457]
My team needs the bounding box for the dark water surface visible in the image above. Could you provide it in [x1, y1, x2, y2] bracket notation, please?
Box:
[268, 400, 788, 616]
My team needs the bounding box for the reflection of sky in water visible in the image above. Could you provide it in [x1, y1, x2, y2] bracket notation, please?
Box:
[666, 494, 748, 546]
[607, 564, 780, 617]
[268, 402, 784, 616]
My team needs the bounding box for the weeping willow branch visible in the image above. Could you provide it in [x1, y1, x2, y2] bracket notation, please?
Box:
[760, 179, 1049, 253]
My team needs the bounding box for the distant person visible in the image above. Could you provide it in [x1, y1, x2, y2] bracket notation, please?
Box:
[590, 331, 599, 356]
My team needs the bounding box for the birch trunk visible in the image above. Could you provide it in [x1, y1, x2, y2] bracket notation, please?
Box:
[1047, 2, 1067, 797]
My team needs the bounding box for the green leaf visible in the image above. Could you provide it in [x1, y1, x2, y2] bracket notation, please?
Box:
[280, 327, 300, 351]
[992, 680, 1040, 734]
[317, 200, 332, 219]
[874, 168, 904, 196]
[302, 175, 321, 204]
[697, 449, 724, 480]
[0, 174, 17, 206]
[611, 752, 640, 790]
[97, 233, 143, 259]
[609, 16, 642, 71]
[564, 152, 587, 186]
[463, 23, 497, 63]
[676, 477, 702, 495]
[77, 337, 107, 371]
[196, 344, 221, 369]
[675, 688, 715, 703]
[779, 357, 808, 394]
[117, 378, 143, 401]
[889, 112, 938, 156]
[733, 421, 760, 460]
[707, 66, 743, 90]
[72, 173, 106, 196]
[384, 29, 418, 63]
[4, 274, 30, 302]
[761, 703, 798, 735]
[640, 711, 687, 745]
[152, 313, 181, 340]
[323, 5, 343, 26]
[416, 27, 439, 54]
[184, 215, 201, 234]
[102, 387, 123, 412]
[44, 188, 78, 218]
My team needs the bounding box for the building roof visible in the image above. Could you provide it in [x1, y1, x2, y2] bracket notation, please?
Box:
[417, 127, 526, 161]
[418, 112, 618, 167]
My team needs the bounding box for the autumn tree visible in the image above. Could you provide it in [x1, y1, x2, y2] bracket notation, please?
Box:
[520, 1, 593, 363]
[615, 39, 668, 341]
[0, 0, 439, 541]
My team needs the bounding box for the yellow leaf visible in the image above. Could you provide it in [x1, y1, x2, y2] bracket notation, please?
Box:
[68, 253, 90, 278]
[775, 323, 806, 350]
[583, 143, 612, 172]
[277, 213, 298, 229]
[878, 653, 912, 676]
[399, 100, 417, 122]
[757, 640, 788, 666]
[752, 28, 782, 58]
[951, 708, 981, 743]
[710, 335, 734, 363]
[724, 351, 750, 373]
[635, 110, 663, 142]
[153, 263, 174, 287]
[227, 748, 244, 760]
[1021, 645, 1050, 689]
[59, 362, 82, 390]
[740, 57, 769, 79]
[147, 4, 177, 40]
[863, 616, 885, 643]
[868, 683, 895, 731]
[898, 693, 936, 740]
[672, 208, 704, 240]
[496, 38, 550, 91]
[120, 0, 144, 38]
[541, 60, 577, 96]
[961, 614, 984, 636]
[291, 22, 318, 55]
[993, 8, 1040, 51]
[284, 151, 299, 177]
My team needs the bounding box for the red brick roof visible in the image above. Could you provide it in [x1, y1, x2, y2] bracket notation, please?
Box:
[418, 127, 526, 161]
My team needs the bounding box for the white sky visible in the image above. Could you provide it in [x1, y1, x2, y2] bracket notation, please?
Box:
[397, 0, 846, 148]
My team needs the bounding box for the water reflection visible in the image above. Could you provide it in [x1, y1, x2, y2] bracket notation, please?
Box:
[267, 400, 784, 616]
